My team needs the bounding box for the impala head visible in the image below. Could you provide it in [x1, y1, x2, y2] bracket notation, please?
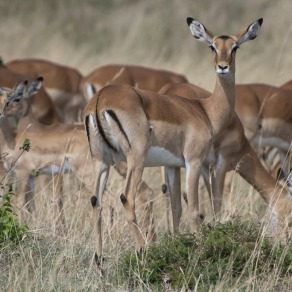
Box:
[0, 81, 28, 120]
[2, 77, 43, 119]
[186, 18, 263, 77]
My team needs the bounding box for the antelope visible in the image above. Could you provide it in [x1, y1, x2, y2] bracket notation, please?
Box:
[6, 58, 85, 123]
[0, 63, 61, 125]
[159, 83, 292, 225]
[80, 64, 188, 101]
[0, 79, 155, 238]
[83, 17, 263, 265]
[0, 78, 93, 227]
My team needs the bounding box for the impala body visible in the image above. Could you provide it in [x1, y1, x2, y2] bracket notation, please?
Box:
[235, 83, 292, 152]
[81, 64, 188, 101]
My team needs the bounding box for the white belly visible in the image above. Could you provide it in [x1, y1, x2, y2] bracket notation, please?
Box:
[145, 146, 185, 167]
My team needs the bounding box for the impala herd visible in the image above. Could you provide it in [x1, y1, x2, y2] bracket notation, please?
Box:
[0, 17, 292, 270]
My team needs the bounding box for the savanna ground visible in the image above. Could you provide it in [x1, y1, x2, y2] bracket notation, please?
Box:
[0, 0, 292, 291]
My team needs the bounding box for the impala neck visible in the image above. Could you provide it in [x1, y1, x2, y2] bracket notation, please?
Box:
[16, 100, 41, 133]
[204, 72, 235, 136]
[0, 118, 16, 152]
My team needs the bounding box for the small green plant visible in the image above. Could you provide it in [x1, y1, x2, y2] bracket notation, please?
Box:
[0, 186, 28, 244]
[0, 139, 30, 244]
[118, 220, 292, 290]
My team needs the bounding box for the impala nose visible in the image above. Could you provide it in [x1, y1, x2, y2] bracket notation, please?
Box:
[218, 64, 228, 70]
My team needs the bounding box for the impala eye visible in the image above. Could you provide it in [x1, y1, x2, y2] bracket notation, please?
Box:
[231, 45, 239, 53]
[209, 45, 216, 53]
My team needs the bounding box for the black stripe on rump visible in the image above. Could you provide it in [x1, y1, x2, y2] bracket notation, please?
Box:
[105, 109, 131, 149]
[84, 115, 93, 155]
[97, 111, 118, 151]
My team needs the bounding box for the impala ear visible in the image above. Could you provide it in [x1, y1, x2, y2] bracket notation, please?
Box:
[0, 87, 10, 96]
[186, 17, 214, 46]
[10, 80, 28, 102]
[27, 76, 43, 97]
[235, 18, 263, 46]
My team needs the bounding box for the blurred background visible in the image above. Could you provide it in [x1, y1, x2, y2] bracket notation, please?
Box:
[0, 0, 291, 91]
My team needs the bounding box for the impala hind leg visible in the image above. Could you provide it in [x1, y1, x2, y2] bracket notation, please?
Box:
[114, 161, 156, 244]
[120, 156, 146, 252]
[91, 160, 110, 271]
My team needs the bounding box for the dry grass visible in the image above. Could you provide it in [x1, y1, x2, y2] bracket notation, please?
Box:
[1, 0, 292, 290]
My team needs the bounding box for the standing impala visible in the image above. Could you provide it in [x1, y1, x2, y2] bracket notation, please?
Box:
[83, 17, 263, 265]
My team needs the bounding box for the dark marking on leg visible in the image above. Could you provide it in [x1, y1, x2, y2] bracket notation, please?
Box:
[199, 213, 205, 221]
[183, 192, 188, 204]
[94, 252, 103, 267]
[120, 193, 127, 205]
[91, 196, 97, 207]
[161, 183, 167, 194]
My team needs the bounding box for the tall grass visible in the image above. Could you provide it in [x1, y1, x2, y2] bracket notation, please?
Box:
[0, 0, 291, 87]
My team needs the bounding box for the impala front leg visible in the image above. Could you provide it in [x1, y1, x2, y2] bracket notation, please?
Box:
[165, 166, 182, 233]
[185, 159, 201, 233]
[13, 173, 35, 223]
[212, 154, 229, 220]
[52, 173, 66, 235]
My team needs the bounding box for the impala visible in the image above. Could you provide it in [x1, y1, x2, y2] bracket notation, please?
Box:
[0, 79, 92, 227]
[6, 58, 85, 123]
[159, 83, 292, 225]
[83, 17, 263, 265]
[80, 64, 188, 101]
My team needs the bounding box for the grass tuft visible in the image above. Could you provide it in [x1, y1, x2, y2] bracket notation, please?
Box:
[118, 220, 292, 290]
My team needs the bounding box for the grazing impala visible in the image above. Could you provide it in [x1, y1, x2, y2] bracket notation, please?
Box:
[80, 64, 188, 101]
[6, 58, 85, 123]
[159, 83, 292, 225]
[83, 17, 263, 266]
[0, 79, 89, 228]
